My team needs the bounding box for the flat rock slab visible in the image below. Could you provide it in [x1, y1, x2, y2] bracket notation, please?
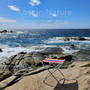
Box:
[4, 70, 77, 90]
[0, 75, 17, 90]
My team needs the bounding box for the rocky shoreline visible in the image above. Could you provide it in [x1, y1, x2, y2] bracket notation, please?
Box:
[0, 61, 89, 90]
[0, 37, 90, 89]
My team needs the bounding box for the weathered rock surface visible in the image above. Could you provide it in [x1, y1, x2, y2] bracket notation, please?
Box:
[40, 47, 63, 54]
[0, 69, 12, 81]
[0, 75, 17, 90]
[0, 66, 52, 90]
[4, 61, 90, 90]
[4, 47, 63, 68]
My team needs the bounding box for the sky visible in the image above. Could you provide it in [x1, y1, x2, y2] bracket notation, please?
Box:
[0, 0, 90, 30]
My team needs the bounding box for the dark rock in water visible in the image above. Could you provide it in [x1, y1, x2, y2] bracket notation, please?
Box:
[0, 30, 15, 33]
[62, 38, 70, 41]
[59, 37, 90, 41]
[0, 49, 3, 52]
[71, 44, 75, 47]
[18, 52, 27, 54]
[9, 31, 15, 33]
[1, 30, 8, 33]
[71, 37, 88, 41]
[70, 44, 76, 49]
[58, 55, 72, 61]
[40, 47, 63, 54]
[59, 37, 70, 41]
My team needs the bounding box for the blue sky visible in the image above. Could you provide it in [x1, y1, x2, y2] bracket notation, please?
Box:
[0, 0, 90, 30]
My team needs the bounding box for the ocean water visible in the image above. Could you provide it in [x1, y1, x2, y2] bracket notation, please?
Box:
[0, 29, 90, 63]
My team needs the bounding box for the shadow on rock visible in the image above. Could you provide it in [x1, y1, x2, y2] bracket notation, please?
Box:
[54, 80, 78, 90]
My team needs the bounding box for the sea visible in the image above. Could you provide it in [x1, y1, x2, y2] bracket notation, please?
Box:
[0, 29, 90, 63]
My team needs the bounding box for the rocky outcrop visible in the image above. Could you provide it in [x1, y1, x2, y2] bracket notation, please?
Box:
[0, 30, 15, 33]
[4, 61, 90, 90]
[59, 37, 90, 41]
[59, 37, 70, 41]
[71, 37, 88, 40]
[0, 75, 17, 90]
[0, 66, 52, 90]
[0, 69, 12, 81]
[40, 47, 63, 54]
[3, 47, 63, 70]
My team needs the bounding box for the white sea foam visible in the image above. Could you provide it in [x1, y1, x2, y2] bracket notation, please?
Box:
[0, 45, 57, 64]
[44, 37, 69, 44]
[44, 37, 90, 44]
[60, 46, 79, 54]
[16, 31, 24, 34]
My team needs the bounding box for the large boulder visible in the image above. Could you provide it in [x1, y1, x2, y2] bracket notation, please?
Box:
[4, 52, 45, 68]
[3, 47, 63, 72]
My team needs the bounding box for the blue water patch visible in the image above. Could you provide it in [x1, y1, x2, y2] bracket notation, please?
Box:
[0, 29, 90, 47]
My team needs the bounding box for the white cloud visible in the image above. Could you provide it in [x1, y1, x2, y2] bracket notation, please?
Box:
[47, 20, 52, 23]
[52, 13, 57, 17]
[29, 0, 41, 6]
[0, 17, 16, 23]
[59, 21, 69, 25]
[43, 21, 69, 26]
[31, 11, 38, 17]
[8, 5, 20, 12]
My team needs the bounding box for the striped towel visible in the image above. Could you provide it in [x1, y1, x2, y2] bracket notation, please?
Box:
[43, 58, 65, 64]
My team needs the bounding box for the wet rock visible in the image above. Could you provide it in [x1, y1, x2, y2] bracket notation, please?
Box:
[58, 55, 72, 61]
[61, 38, 70, 41]
[59, 37, 90, 41]
[71, 37, 88, 41]
[18, 52, 27, 54]
[0, 49, 3, 52]
[1, 30, 8, 33]
[40, 47, 63, 54]
[71, 44, 75, 47]
[9, 31, 15, 33]
[0, 30, 15, 33]
[70, 44, 76, 49]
